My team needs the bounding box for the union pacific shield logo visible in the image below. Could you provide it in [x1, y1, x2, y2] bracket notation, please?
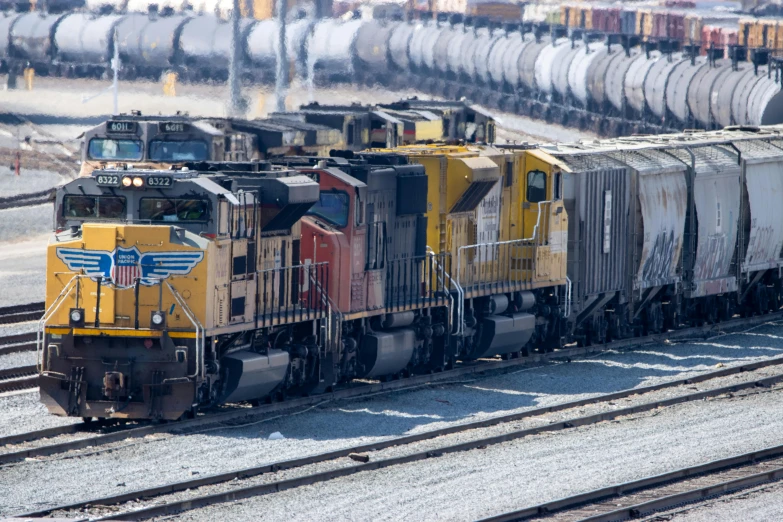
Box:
[112, 247, 141, 288]
[57, 246, 204, 289]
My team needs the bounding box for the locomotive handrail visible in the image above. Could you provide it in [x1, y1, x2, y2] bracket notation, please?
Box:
[427, 247, 460, 335]
[164, 280, 204, 380]
[37, 274, 80, 372]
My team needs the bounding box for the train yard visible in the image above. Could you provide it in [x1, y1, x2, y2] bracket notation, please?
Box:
[3, 7, 783, 514]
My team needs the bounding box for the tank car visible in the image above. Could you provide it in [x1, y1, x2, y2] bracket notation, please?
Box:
[8, 12, 67, 74]
[305, 17, 363, 84]
[245, 18, 314, 83]
[114, 12, 190, 78]
[52, 13, 125, 77]
[177, 14, 255, 81]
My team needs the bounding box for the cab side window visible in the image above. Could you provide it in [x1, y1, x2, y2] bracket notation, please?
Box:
[526, 170, 547, 203]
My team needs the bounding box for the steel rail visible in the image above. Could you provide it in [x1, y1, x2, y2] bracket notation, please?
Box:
[18, 362, 783, 520]
[0, 375, 37, 394]
[0, 301, 44, 326]
[2, 311, 782, 464]
[0, 364, 36, 381]
[480, 447, 783, 522]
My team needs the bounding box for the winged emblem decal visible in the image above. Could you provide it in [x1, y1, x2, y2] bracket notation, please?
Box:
[56, 246, 204, 289]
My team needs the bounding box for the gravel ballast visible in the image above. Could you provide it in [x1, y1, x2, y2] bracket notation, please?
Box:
[3, 322, 783, 516]
[0, 350, 36, 371]
[165, 386, 783, 522]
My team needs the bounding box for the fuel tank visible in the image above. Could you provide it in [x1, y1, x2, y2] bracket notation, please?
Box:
[472, 312, 535, 359]
[220, 350, 290, 403]
[359, 328, 416, 378]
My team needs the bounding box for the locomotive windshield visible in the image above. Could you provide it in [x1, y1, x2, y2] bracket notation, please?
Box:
[307, 191, 349, 228]
[139, 198, 208, 222]
[149, 140, 209, 161]
[88, 138, 143, 161]
[63, 195, 126, 219]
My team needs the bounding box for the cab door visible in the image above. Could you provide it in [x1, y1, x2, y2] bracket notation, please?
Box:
[521, 150, 562, 239]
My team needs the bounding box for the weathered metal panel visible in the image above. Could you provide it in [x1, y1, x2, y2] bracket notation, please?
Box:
[388, 21, 414, 70]
[758, 80, 783, 126]
[0, 13, 22, 57]
[354, 19, 393, 72]
[666, 57, 707, 124]
[624, 51, 659, 114]
[731, 69, 765, 126]
[433, 24, 458, 74]
[211, 18, 254, 65]
[446, 27, 469, 76]
[568, 45, 607, 107]
[408, 21, 439, 70]
[503, 32, 531, 89]
[518, 37, 549, 91]
[609, 150, 687, 291]
[475, 29, 503, 85]
[605, 47, 640, 112]
[556, 154, 630, 302]
[667, 146, 740, 298]
[115, 13, 152, 65]
[458, 28, 478, 78]
[644, 53, 684, 119]
[178, 15, 220, 63]
[713, 62, 752, 128]
[487, 33, 512, 85]
[586, 47, 624, 108]
[736, 141, 783, 273]
[534, 38, 569, 95]
[10, 12, 63, 61]
[552, 40, 583, 98]
[687, 61, 732, 128]
[52, 13, 85, 62]
[138, 14, 189, 67]
[246, 19, 310, 70]
[307, 18, 363, 75]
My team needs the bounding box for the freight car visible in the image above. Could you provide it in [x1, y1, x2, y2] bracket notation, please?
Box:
[2, 10, 783, 135]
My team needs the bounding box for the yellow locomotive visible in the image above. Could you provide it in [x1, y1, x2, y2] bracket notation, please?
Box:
[42, 163, 325, 420]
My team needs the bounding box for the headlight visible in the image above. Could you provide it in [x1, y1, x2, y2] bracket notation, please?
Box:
[69, 307, 84, 326]
[150, 310, 165, 329]
[132, 177, 144, 188]
[122, 176, 132, 187]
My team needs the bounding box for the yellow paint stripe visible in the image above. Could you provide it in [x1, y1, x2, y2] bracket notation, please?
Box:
[45, 327, 196, 339]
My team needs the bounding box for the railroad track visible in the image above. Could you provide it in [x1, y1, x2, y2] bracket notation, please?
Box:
[0, 332, 36, 356]
[0, 189, 55, 210]
[0, 301, 44, 326]
[0, 364, 37, 394]
[16, 353, 783, 520]
[2, 311, 782, 463]
[481, 446, 783, 522]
